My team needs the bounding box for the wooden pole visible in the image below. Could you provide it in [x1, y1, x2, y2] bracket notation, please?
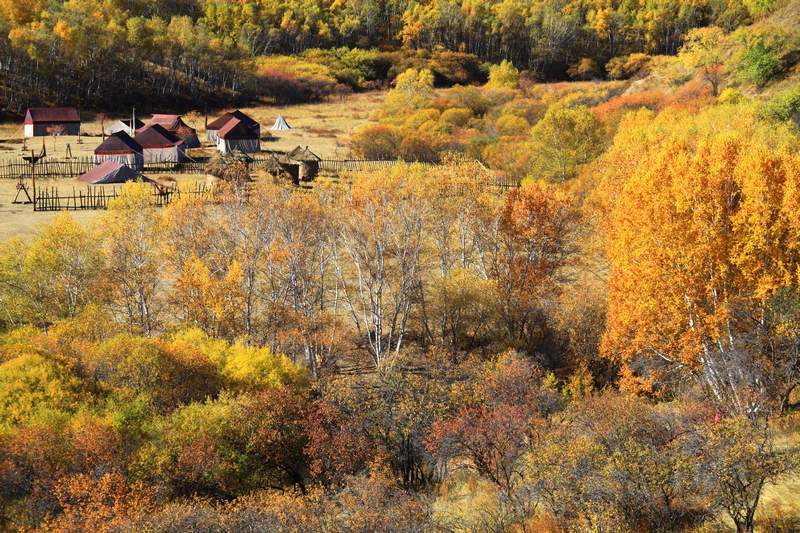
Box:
[31, 156, 36, 211]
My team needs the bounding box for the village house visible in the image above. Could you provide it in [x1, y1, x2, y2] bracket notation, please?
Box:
[23, 107, 80, 137]
[134, 124, 186, 163]
[145, 114, 201, 148]
[206, 110, 260, 142]
[216, 118, 261, 154]
[95, 132, 144, 170]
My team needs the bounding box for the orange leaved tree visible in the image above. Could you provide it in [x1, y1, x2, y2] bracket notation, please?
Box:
[603, 133, 800, 415]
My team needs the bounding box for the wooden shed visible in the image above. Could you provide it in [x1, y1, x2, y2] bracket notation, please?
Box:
[24, 107, 80, 138]
[288, 146, 321, 181]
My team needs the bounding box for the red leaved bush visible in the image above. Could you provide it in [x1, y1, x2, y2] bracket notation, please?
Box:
[303, 400, 374, 487]
[426, 403, 531, 492]
[593, 89, 667, 123]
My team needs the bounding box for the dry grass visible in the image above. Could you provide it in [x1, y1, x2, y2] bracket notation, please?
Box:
[235, 91, 384, 158]
[0, 175, 208, 242]
[0, 178, 100, 241]
[0, 91, 385, 160]
[759, 417, 800, 529]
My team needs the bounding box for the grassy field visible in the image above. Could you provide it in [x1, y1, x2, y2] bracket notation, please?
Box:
[0, 91, 385, 242]
[0, 175, 210, 242]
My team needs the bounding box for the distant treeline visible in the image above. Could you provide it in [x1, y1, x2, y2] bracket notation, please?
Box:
[0, 0, 768, 111]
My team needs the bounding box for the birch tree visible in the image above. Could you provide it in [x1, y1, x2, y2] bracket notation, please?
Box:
[216, 181, 285, 342]
[332, 166, 428, 367]
[270, 192, 341, 376]
[99, 182, 164, 334]
[603, 134, 800, 415]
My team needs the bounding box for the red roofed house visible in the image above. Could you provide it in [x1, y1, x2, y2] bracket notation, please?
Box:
[216, 118, 260, 154]
[95, 132, 144, 170]
[24, 107, 81, 138]
[206, 110, 260, 142]
[134, 124, 186, 163]
[145, 114, 201, 148]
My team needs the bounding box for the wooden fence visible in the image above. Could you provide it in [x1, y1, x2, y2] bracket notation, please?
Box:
[10, 151, 519, 212]
[0, 154, 307, 179]
[486, 174, 520, 190]
[318, 159, 412, 172]
[0, 155, 519, 188]
[33, 182, 209, 212]
[0, 157, 96, 179]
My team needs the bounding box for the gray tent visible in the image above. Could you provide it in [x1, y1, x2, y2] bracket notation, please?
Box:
[271, 115, 291, 131]
[78, 161, 148, 184]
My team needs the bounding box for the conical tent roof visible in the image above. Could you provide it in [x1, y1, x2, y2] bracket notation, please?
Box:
[271, 115, 291, 130]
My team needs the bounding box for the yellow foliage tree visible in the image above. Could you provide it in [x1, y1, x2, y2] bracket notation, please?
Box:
[98, 182, 163, 334]
[603, 133, 800, 414]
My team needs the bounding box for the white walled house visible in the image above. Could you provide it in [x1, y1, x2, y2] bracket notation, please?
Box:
[134, 124, 186, 163]
[216, 118, 260, 154]
[95, 132, 144, 170]
[24, 107, 80, 137]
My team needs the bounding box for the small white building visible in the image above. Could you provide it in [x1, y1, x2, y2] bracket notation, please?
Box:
[216, 118, 260, 154]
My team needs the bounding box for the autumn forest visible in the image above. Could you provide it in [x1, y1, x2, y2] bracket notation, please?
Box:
[1, 0, 800, 532]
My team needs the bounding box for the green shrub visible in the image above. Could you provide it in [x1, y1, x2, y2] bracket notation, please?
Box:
[744, 0, 776, 17]
[762, 86, 800, 123]
[302, 47, 392, 89]
[739, 40, 780, 86]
